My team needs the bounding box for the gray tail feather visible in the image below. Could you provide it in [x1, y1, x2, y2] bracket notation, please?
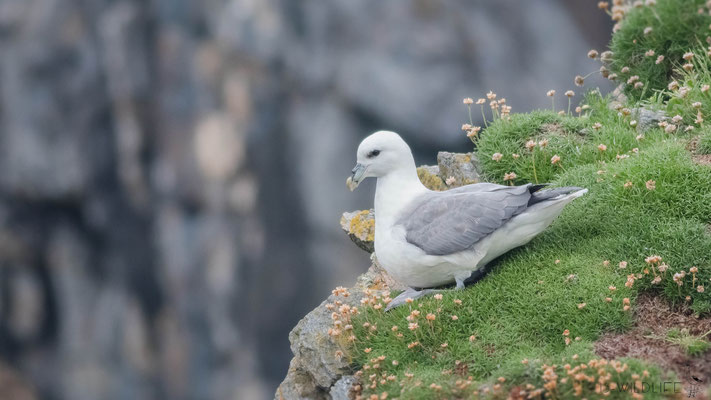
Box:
[527, 185, 585, 206]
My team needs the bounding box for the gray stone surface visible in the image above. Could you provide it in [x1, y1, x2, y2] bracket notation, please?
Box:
[437, 152, 482, 186]
[275, 265, 394, 399]
[636, 107, 668, 133]
[275, 359, 328, 400]
[330, 375, 357, 400]
[418, 165, 441, 178]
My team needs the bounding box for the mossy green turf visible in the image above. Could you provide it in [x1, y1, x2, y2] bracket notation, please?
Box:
[350, 96, 711, 398]
[645, 44, 711, 126]
[700, 128, 711, 154]
[609, 0, 711, 99]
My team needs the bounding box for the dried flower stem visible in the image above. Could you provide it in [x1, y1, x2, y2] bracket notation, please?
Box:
[582, 70, 599, 80]
[650, 8, 661, 23]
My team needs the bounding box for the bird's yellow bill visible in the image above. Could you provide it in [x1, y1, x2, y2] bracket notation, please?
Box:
[346, 176, 358, 191]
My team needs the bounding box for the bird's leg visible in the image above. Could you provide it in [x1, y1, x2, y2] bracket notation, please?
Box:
[385, 287, 442, 311]
[455, 277, 466, 290]
[385, 275, 470, 311]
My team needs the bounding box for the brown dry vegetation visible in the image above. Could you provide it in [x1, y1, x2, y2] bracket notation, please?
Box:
[595, 295, 711, 394]
[693, 154, 711, 166]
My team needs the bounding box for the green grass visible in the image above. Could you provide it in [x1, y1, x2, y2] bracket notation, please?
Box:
[608, 0, 711, 99]
[349, 137, 711, 398]
[662, 328, 711, 356]
[476, 92, 674, 186]
[699, 129, 711, 154]
[643, 45, 711, 129]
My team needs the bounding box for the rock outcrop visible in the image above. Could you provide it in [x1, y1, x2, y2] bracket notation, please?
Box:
[275, 263, 401, 400]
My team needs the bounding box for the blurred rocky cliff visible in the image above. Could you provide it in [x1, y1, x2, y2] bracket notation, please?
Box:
[0, 0, 610, 399]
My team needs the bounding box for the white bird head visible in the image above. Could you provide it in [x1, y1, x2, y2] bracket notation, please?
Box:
[347, 131, 415, 191]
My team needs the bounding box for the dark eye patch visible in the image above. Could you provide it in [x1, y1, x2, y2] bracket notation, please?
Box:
[367, 149, 381, 158]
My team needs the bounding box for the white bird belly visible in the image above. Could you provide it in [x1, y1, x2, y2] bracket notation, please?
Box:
[374, 190, 584, 289]
[374, 223, 466, 288]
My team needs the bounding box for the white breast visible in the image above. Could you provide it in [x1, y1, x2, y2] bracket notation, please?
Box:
[375, 220, 476, 288]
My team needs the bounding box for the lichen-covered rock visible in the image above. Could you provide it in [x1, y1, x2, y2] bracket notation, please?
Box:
[275, 265, 396, 399]
[437, 152, 481, 186]
[416, 165, 446, 191]
[636, 107, 667, 133]
[340, 210, 375, 253]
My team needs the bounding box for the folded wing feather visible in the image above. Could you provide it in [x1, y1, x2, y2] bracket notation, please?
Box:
[396, 184, 533, 256]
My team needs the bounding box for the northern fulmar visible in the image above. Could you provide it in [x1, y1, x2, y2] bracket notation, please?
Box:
[347, 131, 587, 310]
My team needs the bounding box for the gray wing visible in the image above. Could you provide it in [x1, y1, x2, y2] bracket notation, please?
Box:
[397, 184, 533, 256]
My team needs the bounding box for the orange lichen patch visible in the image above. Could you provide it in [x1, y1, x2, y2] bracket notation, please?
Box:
[416, 167, 447, 191]
[349, 210, 375, 242]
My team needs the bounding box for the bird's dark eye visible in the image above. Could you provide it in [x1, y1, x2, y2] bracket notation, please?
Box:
[367, 149, 381, 158]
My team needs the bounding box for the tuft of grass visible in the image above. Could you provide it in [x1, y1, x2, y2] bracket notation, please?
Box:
[699, 129, 711, 154]
[662, 328, 711, 357]
[643, 44, 711, 130]
[608, 0, 711, 98]
[477, 91, 672, 186]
